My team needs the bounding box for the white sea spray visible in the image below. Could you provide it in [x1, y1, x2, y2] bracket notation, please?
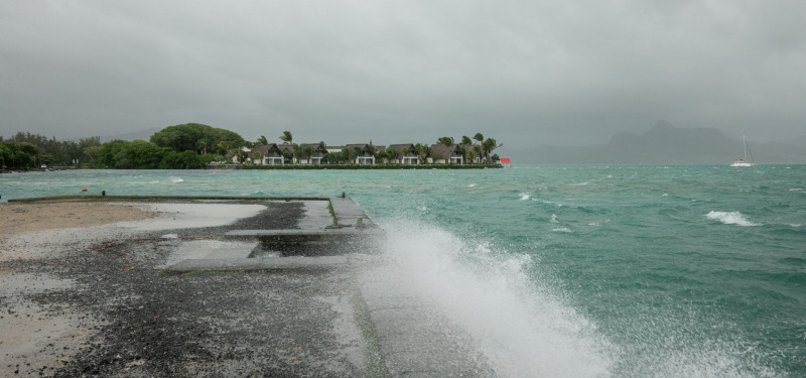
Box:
[369, 220, 614, 376]
[706, 211, 761, 227]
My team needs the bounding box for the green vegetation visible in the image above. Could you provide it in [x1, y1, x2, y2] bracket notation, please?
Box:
[1, 123, 247, 171]
[1, 132, 101, 170]
[2, 125, 501, 171]
[84, 123, 248, 169]
[150, 123, 246, 155]
[232, 163, 499, 170]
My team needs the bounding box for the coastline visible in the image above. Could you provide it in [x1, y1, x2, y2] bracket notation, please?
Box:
[0, 197, 491, 376]
[1, 163, 501, 174]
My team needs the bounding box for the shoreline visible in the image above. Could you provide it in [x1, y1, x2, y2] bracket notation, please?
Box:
[1, 163, 501, 173]
[0, 197, 492, 376]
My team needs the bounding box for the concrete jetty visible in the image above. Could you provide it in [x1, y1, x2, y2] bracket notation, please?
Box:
[1, 195, 492, 376]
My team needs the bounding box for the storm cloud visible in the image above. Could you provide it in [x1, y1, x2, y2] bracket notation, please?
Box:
[1, 0, 805, 147]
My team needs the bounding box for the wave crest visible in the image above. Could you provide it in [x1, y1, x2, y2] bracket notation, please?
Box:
[706, 211, 761, 227]
[369, 219, 613, 376]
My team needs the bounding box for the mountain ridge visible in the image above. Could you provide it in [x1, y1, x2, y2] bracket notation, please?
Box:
[509, 122, 806, 164]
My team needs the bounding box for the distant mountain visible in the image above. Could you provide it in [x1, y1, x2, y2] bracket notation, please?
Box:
[511, 122, 806, 164]
[100, 127, 162, 142]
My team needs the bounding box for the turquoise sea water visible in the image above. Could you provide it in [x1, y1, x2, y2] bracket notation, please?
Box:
[2, 166, 805, 376]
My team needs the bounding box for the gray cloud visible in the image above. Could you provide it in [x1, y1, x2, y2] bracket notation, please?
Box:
[1, 0, 805, 148]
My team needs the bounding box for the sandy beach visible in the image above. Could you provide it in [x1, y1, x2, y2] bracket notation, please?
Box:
[0, 202, 155, 242]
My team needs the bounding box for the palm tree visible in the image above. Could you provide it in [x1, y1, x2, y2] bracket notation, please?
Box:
[301, 145, 313, 164]
[482, 137, 497, 163]
[414, 143, 431, 162]
[437, 137, 454, 147]
[280, 130, 297, 163]
[386, 148, 400, 164]
[256, 135, 268, 145]
[466, 147, 477, 164]
[460, 136, 473, 162]
[472, 133, 484, 163]
[280, 131, 293, 144]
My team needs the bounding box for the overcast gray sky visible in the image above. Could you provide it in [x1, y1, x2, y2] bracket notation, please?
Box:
[1, 0, 805, 147]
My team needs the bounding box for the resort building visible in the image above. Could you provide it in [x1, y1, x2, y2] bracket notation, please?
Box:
[387, 144, 420, 165]
[230, 139, 493, 166]
[430, 144, 464, 164]
[298, 143, 328, 165]
[345, 143, 377, 165]
[278, 144, 296, 164]
[248, 144, 285, 165]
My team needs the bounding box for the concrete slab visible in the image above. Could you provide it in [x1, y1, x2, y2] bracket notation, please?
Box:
[225, 229, 378, 236]
[164, 256, 349, 272]
[330, 197, 376, 228]
[118, 203, 268, 231]
[297, 200, 335, 230]
[160, 240, 258, 267]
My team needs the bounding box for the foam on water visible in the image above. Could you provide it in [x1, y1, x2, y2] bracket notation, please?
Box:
[170, 177, 184, 184]
[373, 220, 613, 376]
[519, 192, 531, 201]
[706, 211, 761, 227]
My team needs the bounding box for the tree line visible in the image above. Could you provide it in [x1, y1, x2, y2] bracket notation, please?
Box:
[2, 123, 499, 170]
[1, 133, 102, 170]
[247, 130, 499, 164]
[1, 124, 248, 170]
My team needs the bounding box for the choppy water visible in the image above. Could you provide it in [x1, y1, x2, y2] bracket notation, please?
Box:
[2, 166, 805, 376]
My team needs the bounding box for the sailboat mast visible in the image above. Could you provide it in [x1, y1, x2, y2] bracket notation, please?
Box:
[742, 135, 747, 161]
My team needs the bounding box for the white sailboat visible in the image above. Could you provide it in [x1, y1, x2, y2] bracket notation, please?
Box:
[730, 136, 755, 167]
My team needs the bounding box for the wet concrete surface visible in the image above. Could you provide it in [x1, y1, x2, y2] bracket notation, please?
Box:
[1, 200, 367, 376]
[1, 197, 494, 377]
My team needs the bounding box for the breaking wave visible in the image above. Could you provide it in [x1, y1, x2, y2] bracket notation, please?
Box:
[367, 219, 778, 376]
[706, 211, 761, 227]
[371, 220, 613, 376]
[518, 192, 531, 201]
